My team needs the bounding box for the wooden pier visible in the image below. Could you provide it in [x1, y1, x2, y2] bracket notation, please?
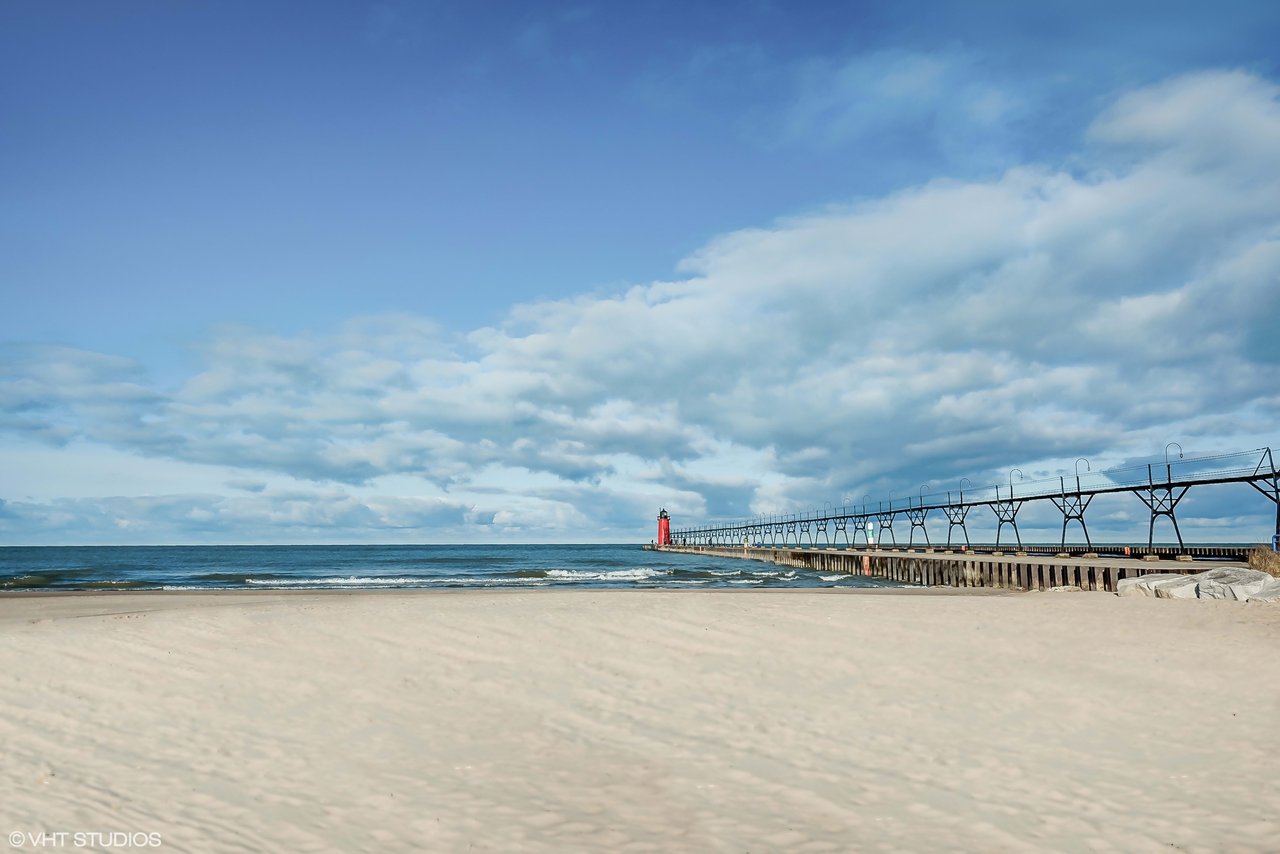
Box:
[645, 544, 1250, 592]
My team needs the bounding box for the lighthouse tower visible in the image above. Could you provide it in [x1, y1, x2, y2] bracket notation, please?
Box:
[656, 509, 672, 546]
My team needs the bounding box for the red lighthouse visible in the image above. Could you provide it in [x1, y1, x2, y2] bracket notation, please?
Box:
[656, 509, 672, 546]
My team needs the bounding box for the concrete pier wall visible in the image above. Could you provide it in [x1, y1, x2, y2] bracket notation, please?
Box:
[646, 545, 1231, 592]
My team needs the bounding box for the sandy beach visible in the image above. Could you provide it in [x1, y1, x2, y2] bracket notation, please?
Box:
[2, 588, 1278, 853]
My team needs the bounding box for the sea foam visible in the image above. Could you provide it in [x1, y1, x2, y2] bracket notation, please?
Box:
[544, 568, 666, 581]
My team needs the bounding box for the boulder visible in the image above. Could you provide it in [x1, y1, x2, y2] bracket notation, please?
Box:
[1195, 567, 1274, 601]
[1245, 578, 1280, 603]
[1116, 573, 1185, 597]
[1115, 567, 1280, 602]
[1153, 575, 1201, 599]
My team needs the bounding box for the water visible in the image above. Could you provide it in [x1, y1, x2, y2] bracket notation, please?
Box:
[0, 544, 896, 592]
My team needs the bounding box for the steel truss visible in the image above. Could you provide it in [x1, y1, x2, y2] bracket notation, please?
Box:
[944, 504, 970, 546]
[875, 511, 897, 545]
[671, 446, 1280, 551]
[905, 506, 929, 546]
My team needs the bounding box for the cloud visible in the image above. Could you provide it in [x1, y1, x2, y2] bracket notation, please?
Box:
[762, 46, 1038, 178]
[1089, 70, 1280, 165]
[633, 42, 1033, 182]
[785, 49, 957, 140]
[3, 70, 1279, 541]
[0, 489, 482, 545]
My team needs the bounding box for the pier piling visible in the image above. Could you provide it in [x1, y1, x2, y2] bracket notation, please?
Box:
[644, 544, 1244, 592]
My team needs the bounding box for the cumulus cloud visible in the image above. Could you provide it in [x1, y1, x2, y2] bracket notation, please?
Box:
[3, 70, 1279, 541]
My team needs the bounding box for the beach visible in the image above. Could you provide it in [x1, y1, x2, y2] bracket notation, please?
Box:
[2, 589, 1278, 852]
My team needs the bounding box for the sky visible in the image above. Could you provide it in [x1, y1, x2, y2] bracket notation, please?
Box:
[2, 0, 1279, 544]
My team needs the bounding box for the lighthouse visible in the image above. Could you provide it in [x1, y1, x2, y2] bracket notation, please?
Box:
[656, 509, 672, 546]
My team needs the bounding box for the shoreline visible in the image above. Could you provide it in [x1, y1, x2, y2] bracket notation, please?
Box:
[3, 589, 1278, 850]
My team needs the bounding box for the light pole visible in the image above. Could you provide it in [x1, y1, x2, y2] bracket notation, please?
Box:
[1007, 468, 1023, 500]
[883, 489, 896, 545]
[1165, 442, 1183, 481]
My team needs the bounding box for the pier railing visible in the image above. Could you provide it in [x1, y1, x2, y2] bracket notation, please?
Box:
[671, 446, 1280, 550]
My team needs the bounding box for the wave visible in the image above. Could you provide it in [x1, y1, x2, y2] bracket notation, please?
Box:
[245, 576, 435, 587]
[82, 579, 156, 589]
[194, 572, 254, 583]
[665, 567, 742, 579]
[1, 573, 158, 590]
[544, 568, 666, 581]
[1, 574, 55, 589]
[243, 576, 552, 588]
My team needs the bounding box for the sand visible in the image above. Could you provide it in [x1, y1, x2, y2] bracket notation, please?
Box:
[2, 588, 1278, 853]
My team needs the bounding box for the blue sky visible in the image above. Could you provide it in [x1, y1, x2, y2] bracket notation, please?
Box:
[2, 1, 1279, 544]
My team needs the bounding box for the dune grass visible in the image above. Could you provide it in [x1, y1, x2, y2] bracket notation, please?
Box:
[1247, 547, 1280, 578]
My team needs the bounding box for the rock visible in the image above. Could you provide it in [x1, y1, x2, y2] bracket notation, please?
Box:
[1116, 573, 1185, 597]
[1116, 567, 1280, 603]
[1195, 567, 1274, 601]
[1244, 578, 1280, 603]
[1047, 585, 1082, 593]
[1153, 576, 1201, 599]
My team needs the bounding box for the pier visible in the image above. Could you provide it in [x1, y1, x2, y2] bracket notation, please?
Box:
[667, 446, 1280, 552]
[645, 543, 1244, 593]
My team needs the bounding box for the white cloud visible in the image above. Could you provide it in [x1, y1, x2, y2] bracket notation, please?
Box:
[2, 70, 1279, 542]
[777, 47, 1029, 171]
